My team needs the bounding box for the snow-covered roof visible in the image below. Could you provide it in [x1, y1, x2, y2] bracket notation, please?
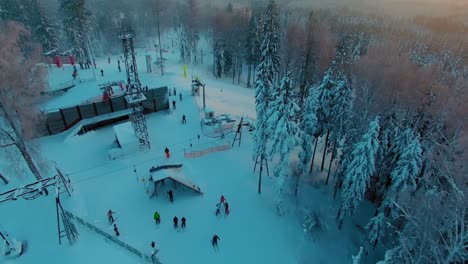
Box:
[113, 122, 138, 146]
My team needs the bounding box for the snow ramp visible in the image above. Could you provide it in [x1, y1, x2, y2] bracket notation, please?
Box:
[65, 210, 162, 264]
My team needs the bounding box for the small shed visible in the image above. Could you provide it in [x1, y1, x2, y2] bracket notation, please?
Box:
[113, 122, 139, 155]
[144, 164, 203, 198]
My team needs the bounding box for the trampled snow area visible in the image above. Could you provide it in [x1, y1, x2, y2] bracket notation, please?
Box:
[1, 38, 357, 264]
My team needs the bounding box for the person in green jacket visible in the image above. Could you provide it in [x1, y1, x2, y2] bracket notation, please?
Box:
[154, 211, 161, 224]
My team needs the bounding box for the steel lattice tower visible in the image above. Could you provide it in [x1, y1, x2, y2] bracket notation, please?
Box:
[119, 29, 150, 150]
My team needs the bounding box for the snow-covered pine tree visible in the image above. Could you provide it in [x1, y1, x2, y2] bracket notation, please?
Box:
[59, 0, 92, 63]
[298, 11, 319, 107]
[326, 73, 353, 183]
[266, 73, 299, 215]
[178, 26, 190, 62]
[313, 69, 334, 172]
[384, 129, 422, 213]
[0, 0, 29, 25]
[337, 117, 380, 228]
[296, 87, 319, 196]
[366, 128, 422, 245]
[29, 0, 59, 55]
[252, 0, 280, 166]
[261, 0, 280, 90]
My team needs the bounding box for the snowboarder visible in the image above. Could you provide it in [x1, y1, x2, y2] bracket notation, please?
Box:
[168, 190, 174, 202]
[154, 211, 161, 224]
[101, 69, 104, 76]
[108, 57, 111, 64]
[224, 202, 230, 215]
[212, 234, 220, 248]
[107, 209, 116, 223]
[165, 147, 170, 158]
[114, 224, 120, 236]
[173, 216, 178, 228]
[220, 195, 226, 204]
[179, 93, 182, 101]
[182, 115, 186, 124]
[181, 217, 186, 228]
[172, 100, 176, 110]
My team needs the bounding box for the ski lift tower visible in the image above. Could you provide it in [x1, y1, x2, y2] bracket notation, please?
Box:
[119, 28, 151, 150]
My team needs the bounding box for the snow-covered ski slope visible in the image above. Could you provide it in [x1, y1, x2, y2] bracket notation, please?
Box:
[1, 39, 354, 264]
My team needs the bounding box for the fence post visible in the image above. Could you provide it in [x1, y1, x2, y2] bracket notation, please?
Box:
[76, 105, 82, 120]
[59, 109, 67, 129]
[109, 98, 114, 112]
[93, 103, 98, 116]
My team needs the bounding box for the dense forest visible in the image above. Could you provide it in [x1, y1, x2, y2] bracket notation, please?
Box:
[0, 0, 467, 262]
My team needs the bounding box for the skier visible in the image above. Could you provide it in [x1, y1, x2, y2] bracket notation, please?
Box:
[212, 234, 220, 248]
[224, 202, 230, 215]
[165, 147, 170, 159]
[72, 71, 77, 80]
[114, 224, 120, 237]
[181, 217, 186, 228]
[79, 61, 83, 69]
[198, 134, 200, 141]
[172, 100, 176, 110]
[154, 211, 161, 224]
[101, 69, 104, 76]
[173, 87, 176, 96]
[118, 65, 121, 72]
[182, 115, 186, 124]
[179, 92, 182, 101]
[150, 241, 159, 258]
[173, 216, 178, 228]
[107, 209, 116, 223]
[168, 190, 174, 202]
[93, 59, 97, 69]
[215, 203, 222, 216]
[220, 195, 226, 204]
[108, 57, 111, 64]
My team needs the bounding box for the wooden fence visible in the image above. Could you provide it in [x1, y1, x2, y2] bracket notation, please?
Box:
[38, 87, 169, 136]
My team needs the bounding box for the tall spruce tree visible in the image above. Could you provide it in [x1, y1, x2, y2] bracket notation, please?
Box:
[338, 118, 380, 228]
[253, 0, 280, 194]
[30, 0, 59, 54]
[59, 0, 92, 63]
[266, 73, 299, 215]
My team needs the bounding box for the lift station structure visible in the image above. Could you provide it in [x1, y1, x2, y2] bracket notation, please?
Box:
[119, 28, 151, 150]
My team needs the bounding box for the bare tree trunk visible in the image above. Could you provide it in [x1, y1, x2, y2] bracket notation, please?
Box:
[321, 130, 330, 171]
[247, 63, 252, 87]
[325, 145, 335, 185]
[237, 62, 241, 85]
[0, 173, 8, 185]
[0, 104, 43, 180]
[309, 136, 318, 173]
[232, 56, 236, 84]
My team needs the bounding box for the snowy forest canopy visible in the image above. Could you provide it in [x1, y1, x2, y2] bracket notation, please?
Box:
[0, 0, 467, 263]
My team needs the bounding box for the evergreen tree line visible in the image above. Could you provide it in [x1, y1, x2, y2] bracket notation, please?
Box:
[253, 1, 467, 263]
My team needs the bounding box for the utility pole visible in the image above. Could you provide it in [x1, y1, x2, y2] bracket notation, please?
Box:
[154, 0, 164, 75]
